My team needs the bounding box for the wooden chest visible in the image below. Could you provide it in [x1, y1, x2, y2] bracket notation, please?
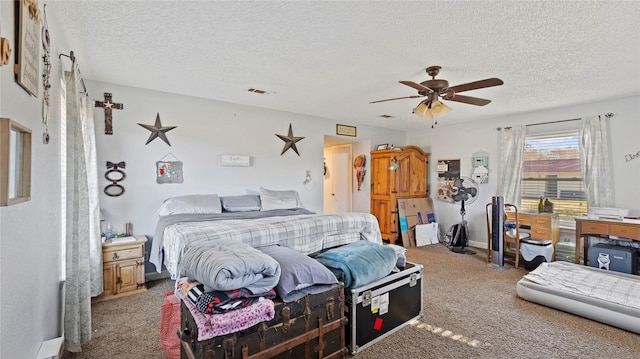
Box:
[179, 284, 348, 359]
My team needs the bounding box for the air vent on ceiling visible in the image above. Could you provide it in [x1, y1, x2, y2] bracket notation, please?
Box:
[248, 88, 267, 94]
[379, 114, 394, 118]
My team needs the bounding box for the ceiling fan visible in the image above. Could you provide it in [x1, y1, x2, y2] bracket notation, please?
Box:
[371, 66, 503, 126]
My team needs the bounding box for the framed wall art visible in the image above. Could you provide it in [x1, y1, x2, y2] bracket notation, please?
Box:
[0, 118, 32, 206]
[336, 124, 356, 137]
[15, 0, 41, 97]
[436, 159, 460, 204]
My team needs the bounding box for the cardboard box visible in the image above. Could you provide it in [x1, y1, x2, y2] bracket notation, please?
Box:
[397, 198, 436, 247]
[415, 223, 439, 246]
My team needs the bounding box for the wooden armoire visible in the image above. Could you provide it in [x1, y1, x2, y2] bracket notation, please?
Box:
[370, 145, 430, 243]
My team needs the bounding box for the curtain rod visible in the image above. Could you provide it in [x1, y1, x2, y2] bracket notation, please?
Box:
[59, 50, 88, 94]
[497, 112, 614, 131]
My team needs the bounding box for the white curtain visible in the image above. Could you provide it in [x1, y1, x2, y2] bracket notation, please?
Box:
[497, 126, 526, 206]
[64, 62, 103, 352]
[579, 116, 613, 207]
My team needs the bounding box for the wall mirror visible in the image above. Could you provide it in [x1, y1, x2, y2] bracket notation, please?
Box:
[1, 118, 32, 206]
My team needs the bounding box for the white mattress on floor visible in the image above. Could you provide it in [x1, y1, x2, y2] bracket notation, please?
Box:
[516, 261, 640, 334]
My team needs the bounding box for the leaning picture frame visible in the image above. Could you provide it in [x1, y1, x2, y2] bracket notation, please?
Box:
[376, 144, 389, 150]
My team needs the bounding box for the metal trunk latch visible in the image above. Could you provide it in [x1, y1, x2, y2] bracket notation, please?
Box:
[223, 336, 236, 358]
[362, 290, 372, 307]
[410, 273, 418, 287]
[258, 321, 268, 341]
[326, 297, 335, 320]
[281, 306, 291, 333]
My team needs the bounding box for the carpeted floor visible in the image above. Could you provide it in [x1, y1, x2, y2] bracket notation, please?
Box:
[63, 244, 640, 358]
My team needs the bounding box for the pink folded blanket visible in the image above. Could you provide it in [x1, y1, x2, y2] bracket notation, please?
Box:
[175, 278, 275, 341]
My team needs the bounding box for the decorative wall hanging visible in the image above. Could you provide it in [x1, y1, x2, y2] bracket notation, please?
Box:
[436, 159, 460, 204]
[95, 92, 124, 135]
[104, 161, 126, 197]
[220, 155, 250, 167]
[353, 154, 366, 191]
[0, 22, 12, 66]
[156, 154, 183, 184]
[471, 150, 489, 184]
[276, 123, 304, 156]
[15, 0, 41, 97]
[302, 171, 314, 190]
[40, 4, 51, 144]
[138, 112, 176, 146]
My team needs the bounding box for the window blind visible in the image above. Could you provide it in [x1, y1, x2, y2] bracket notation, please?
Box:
[520, 131, 587, 225]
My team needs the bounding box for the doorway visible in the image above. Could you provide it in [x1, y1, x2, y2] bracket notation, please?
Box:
[323, 144, 353, 213]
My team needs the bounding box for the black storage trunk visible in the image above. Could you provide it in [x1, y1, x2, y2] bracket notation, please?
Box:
[179, 283, 347, 359]
[345, 262, 423, 354]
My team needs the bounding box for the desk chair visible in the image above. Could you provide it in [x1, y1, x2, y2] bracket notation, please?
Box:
[485, 203, 531, 268]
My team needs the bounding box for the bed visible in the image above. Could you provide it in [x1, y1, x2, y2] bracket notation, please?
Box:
[149, 191, 383, 278]
[516, 261, 640, 334]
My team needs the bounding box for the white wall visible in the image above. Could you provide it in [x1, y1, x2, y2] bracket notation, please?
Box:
[86, 80, 405, 271]
[408, 95, 640, 248]
[0, 3, 405, 354]
[0, 1, 68, 357]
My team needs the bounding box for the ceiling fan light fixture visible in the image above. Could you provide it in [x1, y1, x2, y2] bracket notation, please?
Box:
[412, 101, 429, 117]
[426, 100, 451, 119]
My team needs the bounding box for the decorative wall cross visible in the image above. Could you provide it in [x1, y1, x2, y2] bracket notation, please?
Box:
[95, 92, 123, 135]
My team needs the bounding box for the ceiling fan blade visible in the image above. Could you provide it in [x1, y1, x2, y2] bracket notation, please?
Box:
[399, 81, 433, 93]
[446, 94, 491, 106]
[370, 95, 423, 104]
[447, 78, 503, 93]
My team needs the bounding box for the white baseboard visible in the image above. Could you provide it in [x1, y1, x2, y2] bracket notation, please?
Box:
[469, 240, 487, 250]
[36, 337, 64, 359]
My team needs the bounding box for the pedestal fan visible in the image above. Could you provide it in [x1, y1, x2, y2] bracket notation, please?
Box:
[448, 176, 479, 255]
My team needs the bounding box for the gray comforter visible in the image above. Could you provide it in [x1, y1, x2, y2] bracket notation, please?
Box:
[179, 241, 281, 294]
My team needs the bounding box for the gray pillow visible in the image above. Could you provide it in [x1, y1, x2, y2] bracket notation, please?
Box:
[259, 245, 338, 302]
[259, 187, 303, 210]
[157, 194, 221, 216]
[220, 195, 261, 212]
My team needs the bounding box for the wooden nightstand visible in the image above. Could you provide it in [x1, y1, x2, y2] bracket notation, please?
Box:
[93, 235, 147, 302]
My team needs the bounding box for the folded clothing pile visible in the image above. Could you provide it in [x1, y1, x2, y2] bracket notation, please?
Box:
[314, 240, 397, 288]
[179, 241, 281, 294]
[178, 277, 276, 315]
[175, 278, 276, 341]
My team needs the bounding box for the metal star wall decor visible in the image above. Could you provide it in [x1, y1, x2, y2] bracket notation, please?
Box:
[276, 123, 305, 156]
[138, 113, 177, 146]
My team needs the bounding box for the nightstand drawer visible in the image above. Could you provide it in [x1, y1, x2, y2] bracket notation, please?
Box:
[103, 245, 143, 263]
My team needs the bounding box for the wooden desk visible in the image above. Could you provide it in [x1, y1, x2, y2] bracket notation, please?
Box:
[574, 217, 640, 265]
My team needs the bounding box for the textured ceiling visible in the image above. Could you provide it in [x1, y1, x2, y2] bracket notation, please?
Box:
[50, 1, 640, 131]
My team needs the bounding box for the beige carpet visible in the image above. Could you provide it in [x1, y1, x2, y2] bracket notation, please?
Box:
[63, 244, 640, 358]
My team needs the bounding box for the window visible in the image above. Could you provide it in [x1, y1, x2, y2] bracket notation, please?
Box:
[520, 131, 586, 225]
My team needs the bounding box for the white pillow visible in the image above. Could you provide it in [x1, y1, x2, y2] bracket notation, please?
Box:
[157, 194, 222, 216]
[259, 187, 303, 210]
